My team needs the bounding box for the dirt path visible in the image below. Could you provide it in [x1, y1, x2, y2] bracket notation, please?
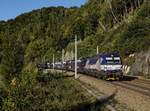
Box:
[78, 74, 150, 111]
[46, 69, 150, 111]
[77, 74, 116, 96]
[79, 75, 150, 111]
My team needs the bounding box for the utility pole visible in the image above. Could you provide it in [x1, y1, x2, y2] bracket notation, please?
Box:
[53, 54, 55, 70]
[75, 35, 78, 79]
[97, 46, 99, 54]
[62, 49, 64, 70]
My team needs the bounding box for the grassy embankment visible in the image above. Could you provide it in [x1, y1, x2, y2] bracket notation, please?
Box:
[0, 71, 110, 111]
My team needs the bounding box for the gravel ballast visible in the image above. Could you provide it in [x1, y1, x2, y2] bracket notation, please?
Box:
[78, 74, 150, 111]
[47, 70, 150, 111]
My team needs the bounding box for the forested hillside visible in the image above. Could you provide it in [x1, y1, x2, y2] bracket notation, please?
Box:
[0, 0, 149, 80]
[66, 0, 150, 57]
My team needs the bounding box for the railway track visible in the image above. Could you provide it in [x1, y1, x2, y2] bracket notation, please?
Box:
[47, 69, 150, 110]
[124, 79, 150, 89]
[134, 79, 150, 85]
[111, 80, 150, 97]
[122, 81, 150, 90]
[49, 69, 150, 97]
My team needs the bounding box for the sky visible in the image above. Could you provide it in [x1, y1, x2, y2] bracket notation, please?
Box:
[0, 0, 86, 21]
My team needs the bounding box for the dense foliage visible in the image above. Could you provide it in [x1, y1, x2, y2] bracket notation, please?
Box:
[0, 0, 149, 81]
[1, 72, 92, 111]
[0, 0, 149, 110]
[66, 0, 150, 57]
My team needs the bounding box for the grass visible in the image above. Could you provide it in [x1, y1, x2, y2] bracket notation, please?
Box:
[35, 72, 90, 111]
[0, 71, 114, 111]
[0, 71, 94, 111]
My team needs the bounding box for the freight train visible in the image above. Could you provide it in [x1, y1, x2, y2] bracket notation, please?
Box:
[38, 52, 123, 80]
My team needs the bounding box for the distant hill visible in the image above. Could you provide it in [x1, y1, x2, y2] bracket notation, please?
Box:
[0, 0, 149, 78]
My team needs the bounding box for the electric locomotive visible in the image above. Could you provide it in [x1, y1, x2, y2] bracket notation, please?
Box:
[84, 52, 123, 80]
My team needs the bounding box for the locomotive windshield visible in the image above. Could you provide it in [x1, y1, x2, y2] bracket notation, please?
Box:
[105, 57, 121, 65]
[106, 60, 121, 64]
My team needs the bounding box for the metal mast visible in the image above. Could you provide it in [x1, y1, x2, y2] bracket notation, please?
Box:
[53, 54, 55, 70]
[75, 35, 78, 79]
[62, 49, 64, 69]
[97, 46, 99, 54]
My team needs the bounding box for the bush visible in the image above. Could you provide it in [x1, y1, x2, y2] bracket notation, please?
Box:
[1, 72, 89, 111]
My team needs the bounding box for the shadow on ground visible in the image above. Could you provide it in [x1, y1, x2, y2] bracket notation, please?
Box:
[121, 76, 137, 81]
[70, 90, 116, 111]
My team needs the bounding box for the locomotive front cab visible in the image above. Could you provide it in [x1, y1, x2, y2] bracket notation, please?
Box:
[100, 53, 123, 80]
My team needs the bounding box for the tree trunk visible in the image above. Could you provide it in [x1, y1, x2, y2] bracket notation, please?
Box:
[99, 20, 107, 32]
[137, 0, 141, 8]
[134, 0, 138, 9]
[107, 0, 119, 23]
[123, 1, 128, 18]
[130, 0, 134, 12]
